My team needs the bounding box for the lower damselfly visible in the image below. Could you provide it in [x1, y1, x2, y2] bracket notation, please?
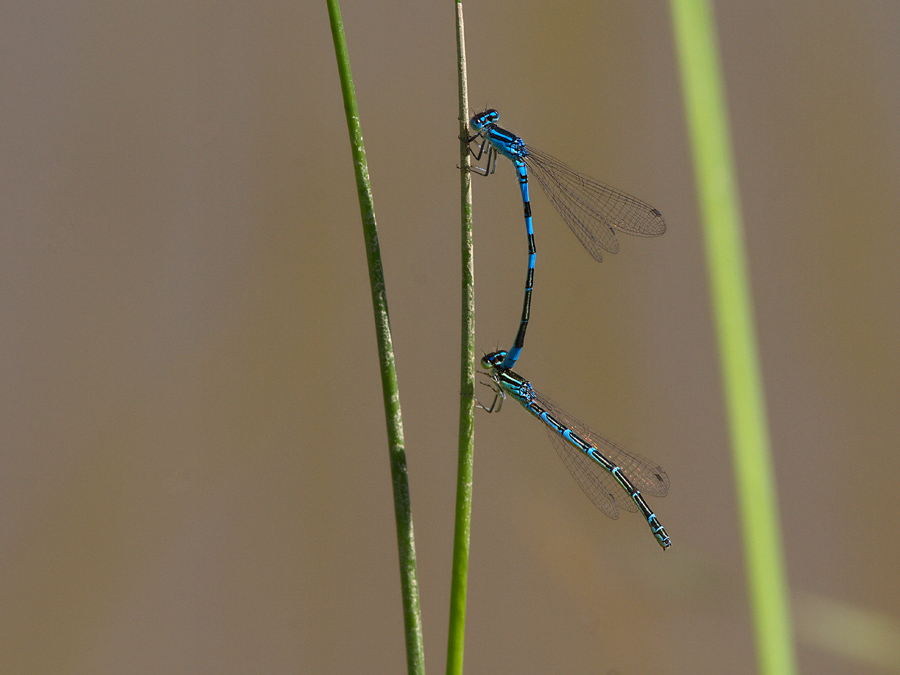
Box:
[479, 350, 670, 550]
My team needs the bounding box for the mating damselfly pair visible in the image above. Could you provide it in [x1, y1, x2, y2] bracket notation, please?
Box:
[468, 109, 671, 549]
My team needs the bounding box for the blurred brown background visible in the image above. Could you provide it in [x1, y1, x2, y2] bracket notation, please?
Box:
[2, 1, 899, 673]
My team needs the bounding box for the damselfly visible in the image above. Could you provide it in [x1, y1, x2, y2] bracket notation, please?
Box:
[479, 350, 671, 550]
[468, 109, 666, 370]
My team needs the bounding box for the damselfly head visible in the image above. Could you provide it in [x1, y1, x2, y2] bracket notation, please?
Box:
[481, 350, 507, 369]
[470, 109, 500, 131]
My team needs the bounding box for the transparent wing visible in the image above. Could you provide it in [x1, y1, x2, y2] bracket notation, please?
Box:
[532, 387, 670, 501]
[544, 428, 629, 519]
[524, 145, 666, 262]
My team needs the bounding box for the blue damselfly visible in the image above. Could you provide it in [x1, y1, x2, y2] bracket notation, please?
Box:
[479, 350, 671, 550]
[468, 109, 666, 369]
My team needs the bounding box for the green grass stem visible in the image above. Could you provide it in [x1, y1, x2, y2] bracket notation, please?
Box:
[670, 2, 798, 674]
[326, 1, 425, 672]
[446, 2, 476, 674]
